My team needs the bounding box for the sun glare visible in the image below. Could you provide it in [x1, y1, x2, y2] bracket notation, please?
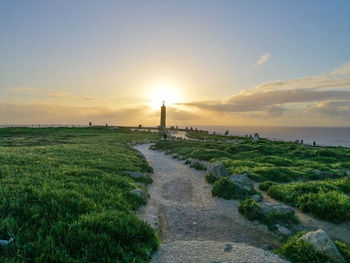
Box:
[148, 82, 181, 110]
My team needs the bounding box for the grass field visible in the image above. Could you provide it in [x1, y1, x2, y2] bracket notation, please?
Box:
[154, 131, 350, 223]
[154, 131, 350, 183]
[0, 127, 161, 262]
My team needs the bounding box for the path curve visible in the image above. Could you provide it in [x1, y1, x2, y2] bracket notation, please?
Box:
[134, 144, 288, 263]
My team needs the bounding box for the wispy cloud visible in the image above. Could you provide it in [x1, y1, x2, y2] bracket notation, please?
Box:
[253, 52, 271, 68]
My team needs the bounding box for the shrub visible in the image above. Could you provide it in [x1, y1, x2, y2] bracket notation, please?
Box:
[296, 191, 350, 223]
[205, 174, 218, 184]
[239, 198, 263, 220]
[190, 162, 207, 170]
[212, 177, 255, 200]
[278, 231, 330, 263]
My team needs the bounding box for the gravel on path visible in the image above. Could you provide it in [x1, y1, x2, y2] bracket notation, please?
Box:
[134, 144, 288, 263]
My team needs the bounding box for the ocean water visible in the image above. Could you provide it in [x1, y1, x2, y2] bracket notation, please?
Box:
[196, 126, 350, 148]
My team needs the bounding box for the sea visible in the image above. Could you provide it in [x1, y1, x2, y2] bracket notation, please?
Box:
[196, 126, 350, 148]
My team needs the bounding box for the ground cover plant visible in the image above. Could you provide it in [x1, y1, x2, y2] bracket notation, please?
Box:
[154, 132, 350, 183]
[261, 178, 350, 222]
[277, 231, 332, 263]
[239, 198, 298, 231]
[211, 177, 258, 199]
[153, 132, 350, 223]
[0, 127, 161, 262]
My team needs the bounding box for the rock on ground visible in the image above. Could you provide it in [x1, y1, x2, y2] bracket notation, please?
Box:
[207, 162, 230, 178]
[151, 240, 289, 263]
[261, 203, 295, 215]
[129, 188, 147, 199]
[229, 174, 255, 192]
[299, 229, 346, 263]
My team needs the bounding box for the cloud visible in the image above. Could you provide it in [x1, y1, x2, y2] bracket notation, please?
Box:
[253, 52, 271, 68]
[179, 62, 350, 122]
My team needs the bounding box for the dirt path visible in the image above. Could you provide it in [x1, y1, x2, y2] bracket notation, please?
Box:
[135, 144, 287, 263]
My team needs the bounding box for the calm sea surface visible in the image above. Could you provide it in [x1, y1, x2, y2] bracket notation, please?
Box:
[196, 126, 350, 148]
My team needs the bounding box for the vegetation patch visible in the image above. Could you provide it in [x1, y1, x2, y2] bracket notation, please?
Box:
[239, 198, 298, 231]
[0, 127, 161, 262]
[277, 231, 331, 263]
[153, 136, 349, 183]
[267, 179, 350, 222]
[212, 177, 257, 200]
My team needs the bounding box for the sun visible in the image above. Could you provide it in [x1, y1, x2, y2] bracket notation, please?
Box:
[148, 82, 181, 110]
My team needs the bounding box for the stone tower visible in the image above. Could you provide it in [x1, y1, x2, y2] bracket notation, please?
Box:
[160, 102, 166, 130]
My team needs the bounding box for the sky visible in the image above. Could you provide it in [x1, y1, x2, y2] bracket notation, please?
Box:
[1, 0, 350, 127]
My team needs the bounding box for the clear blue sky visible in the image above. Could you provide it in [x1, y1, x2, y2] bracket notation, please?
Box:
[1, 0, 350, 126]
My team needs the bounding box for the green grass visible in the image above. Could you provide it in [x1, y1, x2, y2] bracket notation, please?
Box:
[265, 178, 350, 222]
[153, 137, 349, 183]
[277, 231, 331, 263]
[239, 198, 298, 231]
[0, 127, 161, 262]
[211, 177, 257, 200]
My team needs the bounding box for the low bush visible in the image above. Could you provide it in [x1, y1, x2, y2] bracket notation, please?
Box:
[267, 180, 350, 222]
[239, 198, 298, 230]
[205, 174, 218, 184]
[278, 231, 330, 263]
[238, 198, 263, 220]
[212, 177, 256, 200]
[190, 162, 207, 170]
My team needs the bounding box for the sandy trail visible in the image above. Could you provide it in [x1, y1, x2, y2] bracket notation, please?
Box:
[134, 144, 287, 263]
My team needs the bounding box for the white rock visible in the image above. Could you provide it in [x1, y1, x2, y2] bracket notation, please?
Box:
[299, 229, 346, 263]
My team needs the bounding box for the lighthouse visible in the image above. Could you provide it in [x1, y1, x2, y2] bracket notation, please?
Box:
[160, 101, 166, 130]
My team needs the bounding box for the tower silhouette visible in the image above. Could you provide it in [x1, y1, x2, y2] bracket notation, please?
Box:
[160, 101, 166, 130]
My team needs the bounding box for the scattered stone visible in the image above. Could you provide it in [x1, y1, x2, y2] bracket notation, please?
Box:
[299, 229, 346, 263]
[129, 188, 147, 199]
[229, 174, 255, 192]
[0, 238, 13, 247]
[125, 171, 147, 179]
[251, 194, 263, 202]
[207, 162, 230, 178]
[253, 133, 260, 141]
